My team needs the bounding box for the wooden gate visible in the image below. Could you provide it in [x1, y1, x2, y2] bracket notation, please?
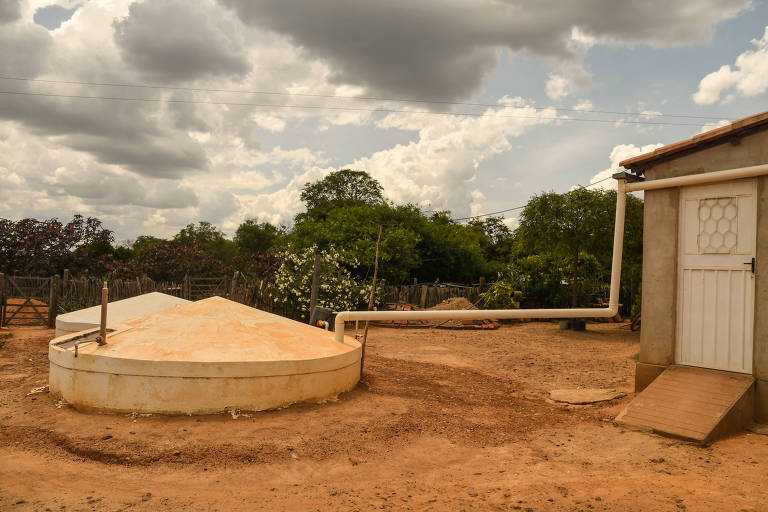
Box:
[1, 275, 52, 327]
[187, 276, 229, 301]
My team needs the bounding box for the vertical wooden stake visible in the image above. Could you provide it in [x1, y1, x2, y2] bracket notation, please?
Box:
[229, 271, 240, 301]
[0, 273, 5, 328]
[48, 275, 60, 329]
[98, 281, 108, 345]
[361, 225, 383, 378]
[308, 250, 322, 323]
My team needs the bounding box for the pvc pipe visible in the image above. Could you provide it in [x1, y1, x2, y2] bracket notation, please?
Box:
[333, 179, 628, 342]
[334, 162, 768, 342]
[625, 163, 768, 192]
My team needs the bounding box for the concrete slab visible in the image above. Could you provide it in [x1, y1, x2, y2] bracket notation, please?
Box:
[549, 388, 626, 404]
[616, 365, 755, 443]
[49, 296, 361, 414]
[55, 292, 190, 337]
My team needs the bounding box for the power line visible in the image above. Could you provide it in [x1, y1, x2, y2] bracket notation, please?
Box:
[0, 74, 729, 121]
[0, 90, 708, 127]
[451, 175, 615, 222]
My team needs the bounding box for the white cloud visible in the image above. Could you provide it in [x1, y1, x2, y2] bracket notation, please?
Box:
[573, 99, 594, 111]
[693, 26, 768, 104]
[586, 143, 664, 191]
[251, 114, 286, 133]
[699, 119, 731, 133]
[352, 98, 558, 218]
[545, 74, 572, 101]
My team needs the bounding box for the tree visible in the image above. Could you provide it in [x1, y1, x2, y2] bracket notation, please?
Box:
[173, 221, 236, 264]
[0, 215, 114, 276]
[300, 169, 384, 214]
[467, 216, 514, 275]
[128, 240, 226, 281]
[132, 235, 164, 254]
[289, 202, 422, 283]
[512, 188, 643, 310]
[234, 219, 282, 254]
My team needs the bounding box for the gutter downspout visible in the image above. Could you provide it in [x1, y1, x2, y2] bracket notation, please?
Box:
[334, 162, 768, 343]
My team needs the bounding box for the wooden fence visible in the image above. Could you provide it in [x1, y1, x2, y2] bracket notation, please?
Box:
[1, 270, 488, 328]
[382, 282, 484, 309]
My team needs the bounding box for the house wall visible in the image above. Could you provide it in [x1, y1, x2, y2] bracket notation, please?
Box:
[636, 128, 768, 422]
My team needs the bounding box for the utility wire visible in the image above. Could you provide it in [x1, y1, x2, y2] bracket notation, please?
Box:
[0, 90, 708, 127]
[451, 175, 615, 222]
[0, 75, 729, 121]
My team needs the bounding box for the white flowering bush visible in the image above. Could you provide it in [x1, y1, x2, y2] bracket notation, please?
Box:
[273, 245, 384, 319]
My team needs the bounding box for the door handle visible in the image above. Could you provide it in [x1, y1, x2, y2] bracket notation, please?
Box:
[744, 257, 755, 274]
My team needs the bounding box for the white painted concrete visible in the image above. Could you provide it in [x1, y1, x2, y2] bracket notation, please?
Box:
[55, 292, 190, 337]
[49, 296, 361, 414]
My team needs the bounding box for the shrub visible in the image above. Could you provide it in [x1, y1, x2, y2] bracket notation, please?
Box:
[481, 280, 521, 310]
[272, 245, 383, 319]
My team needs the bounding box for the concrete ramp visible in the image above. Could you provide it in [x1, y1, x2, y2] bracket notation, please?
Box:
[616, 365, 754, 443]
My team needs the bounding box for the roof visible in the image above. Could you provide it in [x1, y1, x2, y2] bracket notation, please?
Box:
[620, 110, 768, 172]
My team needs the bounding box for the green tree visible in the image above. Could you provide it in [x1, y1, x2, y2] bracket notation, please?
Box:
[234, 219, 282, 254]
[173, 221, 236, 264]
[467, 216, 514, 275]
[513, 188, 641, 308]
[300, 169, 384, 215]
[290, 202, 422, 283]
[131, 235, 164, 254]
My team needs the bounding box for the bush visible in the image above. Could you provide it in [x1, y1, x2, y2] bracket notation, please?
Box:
[480, 280, 521, 310]
[272, 245, 383, 320]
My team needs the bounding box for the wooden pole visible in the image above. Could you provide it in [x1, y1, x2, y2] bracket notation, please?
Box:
[48, 275, 60, 329]
[229, 271, 240, 301]
[308, 250, 322, 323]
[0, 273, 5, 327]
[98, 281, 108, 345]
[361, 225, 383, 378]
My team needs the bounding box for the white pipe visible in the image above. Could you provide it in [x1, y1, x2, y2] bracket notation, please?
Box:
[334, 162, 768, 342]
[334, 180, 627, 341]
[625, 163, 768, 192]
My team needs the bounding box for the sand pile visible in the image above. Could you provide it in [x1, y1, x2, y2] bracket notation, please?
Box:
[428, 297, 477, 312]
[428, 297, 499, 329]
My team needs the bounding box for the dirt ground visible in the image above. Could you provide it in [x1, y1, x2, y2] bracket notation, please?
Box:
[1, 322, 766, 511]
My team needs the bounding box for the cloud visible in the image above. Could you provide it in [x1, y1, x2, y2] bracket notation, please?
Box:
[693, 26, 768, 104]
[113, 0, 250, 82]
[0, 0, 21, 24]
[699, 119, 731, 133]
[351, 98, 558, 217]
[0, 17, 52, 76]
[222, 0, 749, 102]
[586, 143, 664, 190]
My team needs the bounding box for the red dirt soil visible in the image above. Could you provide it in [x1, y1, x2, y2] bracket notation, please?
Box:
[1, 322, 766, 511]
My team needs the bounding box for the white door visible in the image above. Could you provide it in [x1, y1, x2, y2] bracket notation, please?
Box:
[677, 179, 756, 374]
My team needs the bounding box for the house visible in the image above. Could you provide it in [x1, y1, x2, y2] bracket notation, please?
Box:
[617, 110, 768, 440]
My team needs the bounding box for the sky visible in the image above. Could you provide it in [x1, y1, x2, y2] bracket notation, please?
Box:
[1, 0, 767, 242]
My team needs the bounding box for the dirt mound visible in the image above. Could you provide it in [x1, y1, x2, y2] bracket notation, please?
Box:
[428, 297, 477, 311]
[428, 297, 498, 328]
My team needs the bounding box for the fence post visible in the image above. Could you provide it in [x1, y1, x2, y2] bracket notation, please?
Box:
[479, 277, 486, 292]
[0, 273, 5, 327]
[183, 274, 190, 300]
[419, 285, 428, 309]
[229, 271, 240, 301]
[48, 275, 60, 329]
[308, 251, 322, 322]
